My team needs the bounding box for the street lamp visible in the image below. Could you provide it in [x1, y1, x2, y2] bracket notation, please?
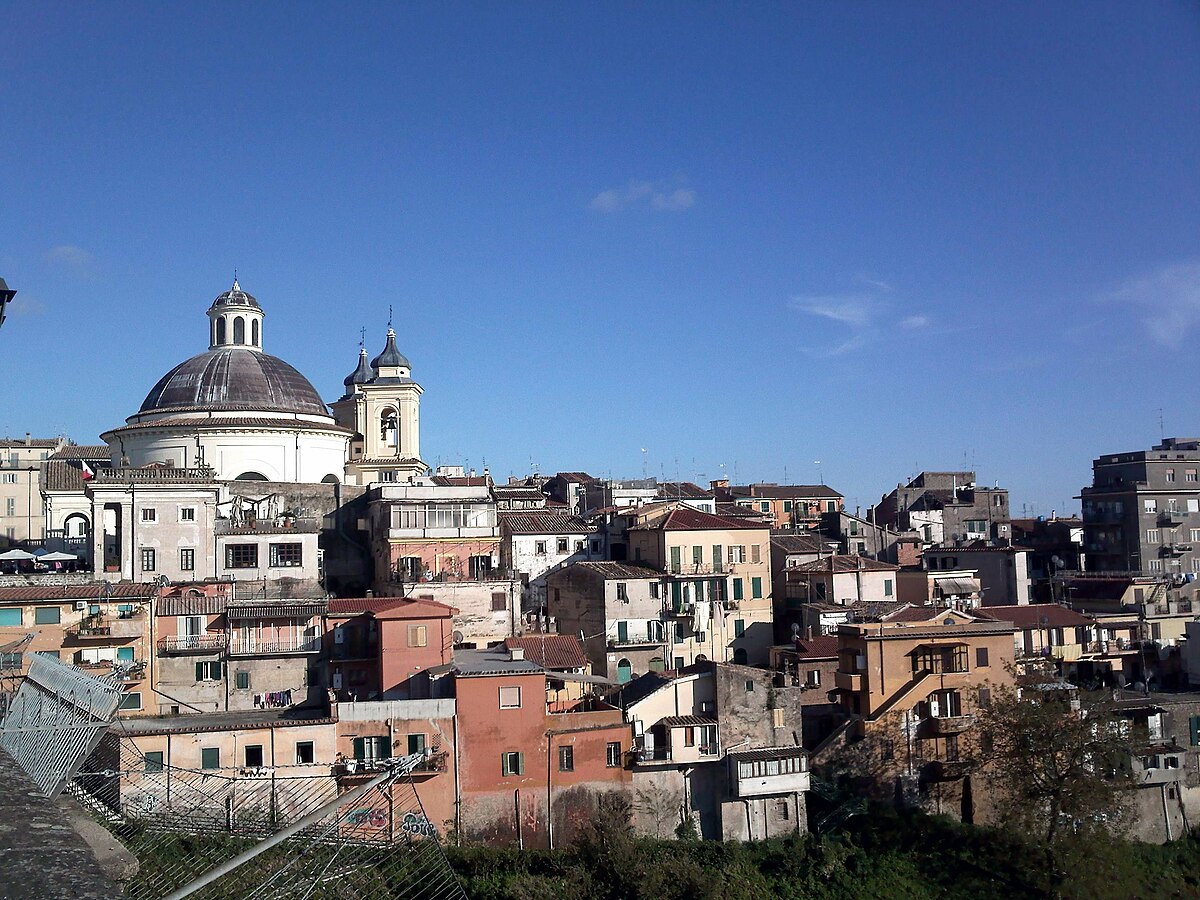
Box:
[0, 278, 15, 330]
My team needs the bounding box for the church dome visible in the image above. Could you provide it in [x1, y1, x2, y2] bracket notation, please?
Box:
[138, 347, 329, 417]
[208, 278, 261, 311]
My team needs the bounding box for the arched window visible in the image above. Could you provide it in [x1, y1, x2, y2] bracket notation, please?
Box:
[321, 474, 340, 484]
[616, 658, 632, 684]
[380, 410, 398, 446]
[733, 648, 748, 665]
[233, 317, 245, 344]
[251, 319, 260, 347]
[648, 657, 665, 673]
[216, 317, 227, 344]
[235, 471, 268, 481]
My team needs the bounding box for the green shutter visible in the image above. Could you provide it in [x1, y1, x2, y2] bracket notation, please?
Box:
[0, 609, 21, 626]
[1191, 717, 1200, 747]
[516, 752, 524, 775]
[195, 662, 204, 682]
[752, 577, 762, 599]
[201, 748, 220, 769]
[353, 737, 365, 760]
[713, 545, 723, 571]
[647, 621, 655, 641]
[884, 579, 893, 597]
[692, 546, 702, 566]
[671, 582, 682, 608]
[733, 578, 744, 601]
[117, 647, 134, 661]
[670, 547, 681, 573]
[734, 619, 745, 637]
[617, 621, 628, 643]
[408, 734, 425, 755]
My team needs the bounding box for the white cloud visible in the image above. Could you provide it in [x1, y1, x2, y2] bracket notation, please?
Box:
[853, 274, 893, 293]
[589, 179, 695, 213]
[1106, 261, 1200, 348]
[44, 245, 93, 269]
[900, 315, 930, 329]
[789, 296, 875, 327]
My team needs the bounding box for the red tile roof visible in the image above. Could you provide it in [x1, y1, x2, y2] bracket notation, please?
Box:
[629, 507, 765, 532]
[882, 604, 949, 622]
[974, 604, 1095, 629]
[327, 597, 407, 616]
[792, 555, 899, 574]
[499, 510, 593, 535]
[372, 597, 457, 620]
[0, 583, 156, 603]
[505, 634, 588, 670]
[791, 635, 840, 658]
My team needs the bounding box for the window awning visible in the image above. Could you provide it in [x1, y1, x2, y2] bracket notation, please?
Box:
[935, 577, 981, 595]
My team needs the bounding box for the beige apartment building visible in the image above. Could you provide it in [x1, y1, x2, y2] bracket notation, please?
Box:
[624, 503, 775, 666]
[818, 605, 1015, 820]
[0, 436, 64, 543]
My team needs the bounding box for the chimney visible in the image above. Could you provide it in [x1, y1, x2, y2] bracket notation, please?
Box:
[24, 432, 31, 447]
[509, 646, 525, 661]
[804, 625, 814, 641]
[365, 589, 373, 598]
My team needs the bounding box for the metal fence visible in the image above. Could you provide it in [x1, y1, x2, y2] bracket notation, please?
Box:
[0, 652, 125, 796]
[71, 730, 466, 900]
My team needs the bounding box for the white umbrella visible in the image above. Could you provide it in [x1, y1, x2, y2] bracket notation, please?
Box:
[39, 552, 77, 562]
[0, 549, 35, 561]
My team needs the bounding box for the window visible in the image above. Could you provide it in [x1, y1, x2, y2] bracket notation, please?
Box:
[179, 547, 195, 571]
[978, 688, 992, 709]
[1166, 469, 1176, 483]
[1187, 470, 1198, 483]
[195, 661, 221, 682]
[670, 546, 681, 573]
[751, 544, 761, 564]
[269, 543, 303, 567]
[244, 745, 264, 768]
[145, 751, 164, 773]
[3, 499, 13, 517]
[575, 540, 585, 553]
[499, 686, 522, 709]
[591, 540, 601, 554]
[1145, 499, 1158, 513]
[407, 733, 426, 755]
[34, 606, 60, 625]
[732, 578, 744, 601]
[913, 645, 968, 674]
[201, 748, 220, 770]
[1149, 559, 1163, 572]
[501, 751, 524, 776]
[557, 537, 569, 554]
[535, 540, 547, 555]
[139, 548, 155, 572]
[352, 736, 389, 760]
[976, 647, 989, 668]
[180, 507, 196, 522]
[692, 545, 703, 568]
[884, 578, 893, 597]
[745, 679, 755, 692]
[783, 501, 793, 512]
[558, 745, 574, 772]
[141, 507, 157, 523]
[734, 619, 745, 637]
[407, 625, 427, 647]
[1146, 529, 1160, 544]
[1190, 716, 1200, 747]
[295, 741, 315, 764]
[674, 656, 684, 669]
[233, 316, 245, 344]
[235, 670, 250, 690]
[729, 546, 745, 564]
[881, 738, 895, 762]
[0, 608, 21, 626]
[1191, 529, 1200, 543]
[616, 582, 628, 602]
[606, 741, 622, 767]
[225, 544, 258, 568]
[647, 620, 664, 642]
[751, 577, 762, 599]
[806, 669, 822, 687]
[1, 474, 14, 485]
[489, 592, 506, 612]
[616, 620, 629, 643]
[119, 692, 142, 710]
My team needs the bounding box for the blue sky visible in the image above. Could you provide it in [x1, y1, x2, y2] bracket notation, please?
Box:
[2, 2, 1198, 515]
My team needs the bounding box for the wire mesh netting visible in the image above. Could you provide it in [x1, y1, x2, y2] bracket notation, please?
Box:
[72, 731, 467, 899]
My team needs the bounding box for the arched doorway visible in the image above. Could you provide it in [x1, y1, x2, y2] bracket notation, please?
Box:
[616, 658, 632, 684]
[733, 647, 748, 665]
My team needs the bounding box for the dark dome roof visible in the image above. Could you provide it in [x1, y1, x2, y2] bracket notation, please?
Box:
[138, 348, 329, 416]
[343, 348, 373, 389]
[208, 278, 261, 311]
[370, 329, 410, 370]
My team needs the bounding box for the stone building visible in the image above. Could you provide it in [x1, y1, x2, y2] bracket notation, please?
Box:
[0, 435, 62, 544]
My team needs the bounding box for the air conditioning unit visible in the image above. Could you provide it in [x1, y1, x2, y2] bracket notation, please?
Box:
[75, 601, 88, 611]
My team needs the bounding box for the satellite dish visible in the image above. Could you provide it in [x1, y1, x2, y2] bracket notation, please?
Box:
[1051, 556, 1065, 568]
[157, 574, 170, 588]
[452, 630, 464, 644]
[1040, 615, 1049, 626]
[790, 623, 801, 636]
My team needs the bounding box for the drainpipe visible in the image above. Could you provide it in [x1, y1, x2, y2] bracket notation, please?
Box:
[452, 713, 462, 844]
[515, 789, 523, 849]
[547, 735, 554, 850]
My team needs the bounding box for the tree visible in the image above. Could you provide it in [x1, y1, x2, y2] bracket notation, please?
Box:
[974, 674, 1133, 897]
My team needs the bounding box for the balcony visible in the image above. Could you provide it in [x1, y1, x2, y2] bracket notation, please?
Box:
[924, 759, 970, 781]
[835, 671, 863, 692]
[74, 660, 146, 682]
[229, 636, 321, 656]
[1161, 544, 1188, 557]
[923, 714, 975, 736]
[628, 746, 672, 765]
[608, 635, 663, 649]
[68, 612, 145, 640]
[1158, 511, 1186, 527]
[729, 750, 810, 798]
[667, 601, 696, 617]
[158, 634, 227, 655]
[334, 751, 448, 779]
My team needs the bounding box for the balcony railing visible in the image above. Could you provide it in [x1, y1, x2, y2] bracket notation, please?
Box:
[229, 636, 321, 656]
[628, 747, 672, 764]
[923, 714, 975, 736]
[158, 634, 227, 654]
[1158, 511, 1186, 526]
[608, 635, 663, 648]
[334, 751, 447, 778]
[68, 612, 145, 640]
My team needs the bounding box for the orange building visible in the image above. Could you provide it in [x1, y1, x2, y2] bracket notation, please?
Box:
[452, 645, 632, 847]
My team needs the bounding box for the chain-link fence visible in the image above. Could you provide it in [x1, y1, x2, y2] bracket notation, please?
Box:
[70, 729, 466, 899]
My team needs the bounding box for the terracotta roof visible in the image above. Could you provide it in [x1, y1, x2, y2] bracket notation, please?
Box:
[655, 482, 713, 500]
[372, 597, 457, 619]
[41, 460, 89, 492]
[328, 597, 408, 616]
[430, 475, 491, 487]
[505, 634, 588, 670]
[790, 635, 840, 658]
[0, 438, 59, 449]
[564, 561, 663, 580]
[499, 510, 593, 535]
[629, 507, 765, 532]
[48, 445, 110, 461]
[715, 502, 770, 519]
[882, 604, 951, 623]
[792, 555, 899, 574]
[974, 604, 1095, 629]
[0, 583, 156, 603]
[554, 472, 597, 483]
[727, 746, 808, 761]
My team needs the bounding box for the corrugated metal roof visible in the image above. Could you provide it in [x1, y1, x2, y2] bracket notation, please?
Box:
[727, 746, 807, 761]
[226, 601, 326, 619]
[157, 594, 229, 617]
[660, 715, 717, 727]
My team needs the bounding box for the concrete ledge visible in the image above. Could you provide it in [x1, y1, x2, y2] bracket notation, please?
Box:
[0, 752, 130, 899]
